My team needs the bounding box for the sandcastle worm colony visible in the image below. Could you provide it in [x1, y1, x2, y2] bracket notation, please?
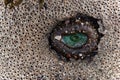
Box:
[49, 13, 104, 61]
[4, 1, 104, 61]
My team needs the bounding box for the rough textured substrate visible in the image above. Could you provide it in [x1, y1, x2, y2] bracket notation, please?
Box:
[0, 0, 120, 80]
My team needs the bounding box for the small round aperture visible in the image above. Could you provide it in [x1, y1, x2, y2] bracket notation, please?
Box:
[49, 13, 103, 61]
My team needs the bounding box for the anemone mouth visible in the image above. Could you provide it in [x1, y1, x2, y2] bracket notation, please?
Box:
[49, 13, 104, 61]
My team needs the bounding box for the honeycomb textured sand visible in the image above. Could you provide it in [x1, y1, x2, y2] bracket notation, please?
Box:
[0, 0, 120, 80]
